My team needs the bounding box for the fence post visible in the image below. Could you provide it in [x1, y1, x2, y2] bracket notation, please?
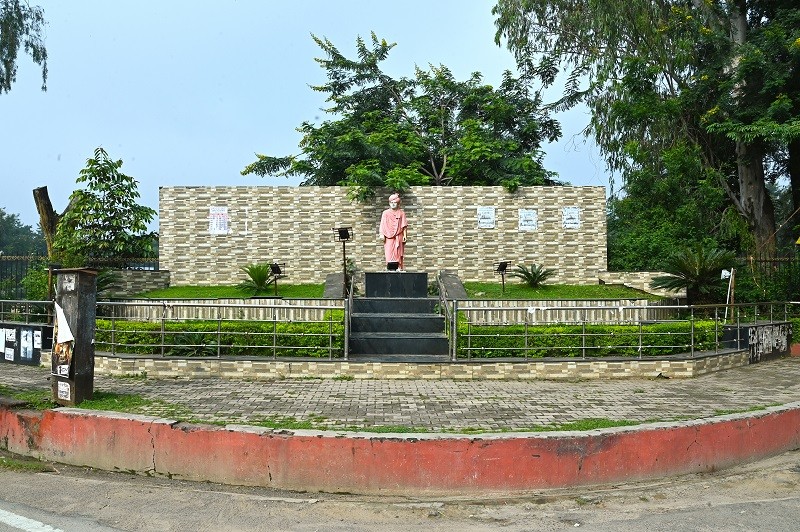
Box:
[638, 320, 642, 360]
[582, 309, 587, 359]
[160, 302, 166, 357]
[451, 299, 458, 362]
[328, 309, 333, 360]
[272, 306, 277, 359]
[216, 305, 222, 358]
[343, 299, 349, 361]
[690, 306, 695, 357]
[111, 304, 117, 357]
[524, 319, 529, 360]
[736, 305, 741, 349]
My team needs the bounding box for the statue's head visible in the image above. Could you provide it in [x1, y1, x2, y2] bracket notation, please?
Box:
[388, 193, 401, 209]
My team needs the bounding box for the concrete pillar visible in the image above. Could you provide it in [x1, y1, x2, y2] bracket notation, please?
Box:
[51, 268, 97, 406]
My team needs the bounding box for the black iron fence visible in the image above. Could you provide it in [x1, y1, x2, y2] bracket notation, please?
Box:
[0, 255, 43, 300]
[738, 252, 799, 301]
[0, 255, 160, 300]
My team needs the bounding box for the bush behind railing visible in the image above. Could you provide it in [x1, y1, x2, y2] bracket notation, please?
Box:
[95, 316, 345, 358]
[457, 321, 721, 358]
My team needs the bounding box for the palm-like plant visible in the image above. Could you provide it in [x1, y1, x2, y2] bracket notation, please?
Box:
[237, 263, 276, 296]
[510, 263, 556, 288]
[650, 244, 735, 305]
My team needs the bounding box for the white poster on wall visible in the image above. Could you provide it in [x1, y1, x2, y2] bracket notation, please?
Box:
[518, 209, 539, 231]
[477, 206, 496, 229]
[208, 206, 230, 235]
[562, 207, 581, 229]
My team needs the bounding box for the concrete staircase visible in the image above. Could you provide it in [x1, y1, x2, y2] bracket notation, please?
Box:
[348, 272, 449, 362]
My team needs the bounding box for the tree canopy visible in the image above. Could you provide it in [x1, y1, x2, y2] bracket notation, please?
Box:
[52, 147, 157, 265]
[242, 33, 563, 200]
[493, 0, 800, 257]
[0, 0, 47, 94]
[0, 207, 45, 255]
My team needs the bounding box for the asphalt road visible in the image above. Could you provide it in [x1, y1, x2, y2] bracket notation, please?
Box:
[2, 448, 800, 531]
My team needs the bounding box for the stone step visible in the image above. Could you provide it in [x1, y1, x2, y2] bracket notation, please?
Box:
[365, 272, 428, 298]
[349, 332, 449, 356]
[352, 297, 438, 314]
[351, 313, 445, 334]
[346, 353, 450, 363]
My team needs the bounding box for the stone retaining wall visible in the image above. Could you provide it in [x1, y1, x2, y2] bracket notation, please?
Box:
[43, 350, 750, 380]
[159, 185, 607, 285]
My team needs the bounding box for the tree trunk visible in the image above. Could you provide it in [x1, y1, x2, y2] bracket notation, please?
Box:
[788, 138, 800, 244]
[33, 186, 59, 259]
[735, 141, 776, 257]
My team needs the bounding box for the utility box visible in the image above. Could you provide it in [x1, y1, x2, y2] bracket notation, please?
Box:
[51, 268, 97, 406]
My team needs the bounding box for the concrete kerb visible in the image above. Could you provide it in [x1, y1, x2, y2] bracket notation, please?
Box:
[2, 400, 799, 495]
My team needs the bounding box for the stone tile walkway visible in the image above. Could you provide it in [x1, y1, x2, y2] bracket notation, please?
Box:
[2, 358, 800, 432]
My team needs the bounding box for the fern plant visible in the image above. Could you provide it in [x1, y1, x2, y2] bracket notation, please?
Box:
[650, 244, 735, 305]
[510, 263, 556, 288]
[237, 263, 276, 296]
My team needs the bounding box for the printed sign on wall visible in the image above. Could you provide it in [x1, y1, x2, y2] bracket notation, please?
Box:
[562, 207, 581, 229]
[477, 206, 496, 229]
[208, 206, 230, 235]
[518, 209, 538, 231]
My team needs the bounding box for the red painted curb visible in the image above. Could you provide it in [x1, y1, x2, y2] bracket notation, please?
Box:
[2, 404, 800, 494]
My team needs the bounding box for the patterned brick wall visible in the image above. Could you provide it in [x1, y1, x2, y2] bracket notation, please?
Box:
[159, 186, 607, 286]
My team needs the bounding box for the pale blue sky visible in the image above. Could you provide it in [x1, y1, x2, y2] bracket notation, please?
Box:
[1, 0, 606, 231]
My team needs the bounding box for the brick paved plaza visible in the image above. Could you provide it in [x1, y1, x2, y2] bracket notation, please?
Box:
[2, 358, 800, 432]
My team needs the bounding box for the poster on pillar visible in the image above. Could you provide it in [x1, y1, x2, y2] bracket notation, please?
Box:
[52, 302, 75, 379]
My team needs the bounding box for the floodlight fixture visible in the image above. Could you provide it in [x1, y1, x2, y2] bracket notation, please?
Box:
[334, 227, 353, 242]
[270, 262, 286, 296]
[494, 260, 512, 294]
[333, 227, 354, 297]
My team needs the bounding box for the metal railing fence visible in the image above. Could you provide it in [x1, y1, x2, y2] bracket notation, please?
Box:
[449, 301, 798, 360]
[95, 300, 346, 360]
[1, 299, 796, 362]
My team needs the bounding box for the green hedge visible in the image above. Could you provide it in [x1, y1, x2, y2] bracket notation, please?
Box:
[457, 320, 721, 358]
[96, 317, 345, 358]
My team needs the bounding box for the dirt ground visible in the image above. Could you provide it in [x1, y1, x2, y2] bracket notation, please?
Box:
[2, 448, 800, 531]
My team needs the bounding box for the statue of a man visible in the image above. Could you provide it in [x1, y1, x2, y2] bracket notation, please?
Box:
[379, 193, 408, 271]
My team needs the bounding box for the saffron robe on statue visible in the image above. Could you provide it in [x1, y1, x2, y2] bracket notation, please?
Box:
[379, 207, 408, 267]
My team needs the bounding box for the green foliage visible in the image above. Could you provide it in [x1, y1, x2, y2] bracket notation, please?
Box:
[510, 264, 556, 288]
[493, 0, 800, 256]
[0, 208, 46, 255]
[53, 147, 157, 266]
[19, 259, 49, 300]
[459, 320, 719, 358]
[0, 0, 48, 94]
[136, 284, 325, 299]
[242, 32, 562, 200]
[650, 244, 736, 304]
[95, 316, 345, 358]
[236, 263, 276, 296]
[165, 333, 220, 357]
[606, 143, 742, 271]
[462, 282, 659, 300]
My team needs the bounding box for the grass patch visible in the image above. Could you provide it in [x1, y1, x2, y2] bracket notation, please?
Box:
[0, 384, 57, 409]
[463, 282, 660, 300]
[135, 284, 325, 299]
[0, 452, 55, 473]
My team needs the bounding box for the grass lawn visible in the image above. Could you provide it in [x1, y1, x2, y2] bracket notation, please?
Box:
[136, 284, 325, 299]
[137, 282, 658, 300]
[463, 282, 661, 300]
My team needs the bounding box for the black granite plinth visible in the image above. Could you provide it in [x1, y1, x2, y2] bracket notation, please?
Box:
[365, 272, 428, 298]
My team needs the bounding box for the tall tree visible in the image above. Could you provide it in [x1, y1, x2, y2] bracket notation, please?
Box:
[0, 207, 45, 255]
[0, 0, 47, 94]
[493, 0, 800, 256]
[242, 33, 562, 200]
[52, 147, 157, 265]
